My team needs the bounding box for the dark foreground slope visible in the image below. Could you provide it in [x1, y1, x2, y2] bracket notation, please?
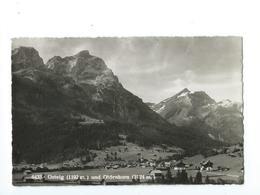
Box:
[12, 47, 221, 164]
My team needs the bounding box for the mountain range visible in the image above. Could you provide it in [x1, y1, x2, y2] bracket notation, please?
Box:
[151, 88, 243, 143]
[12, 47, 242, 164]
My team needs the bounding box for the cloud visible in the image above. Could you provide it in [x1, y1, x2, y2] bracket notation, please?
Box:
[12, 37, 243, 103]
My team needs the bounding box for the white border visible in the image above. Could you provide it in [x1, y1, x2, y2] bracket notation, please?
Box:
[1, 0, 260, 194]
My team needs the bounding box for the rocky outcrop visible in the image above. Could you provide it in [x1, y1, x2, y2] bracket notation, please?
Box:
[12, 47, 45, 71]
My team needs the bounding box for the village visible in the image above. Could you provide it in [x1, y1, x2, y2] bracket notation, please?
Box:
[13, 143, 243, 185]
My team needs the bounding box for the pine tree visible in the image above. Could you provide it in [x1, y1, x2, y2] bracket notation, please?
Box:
[189, 176, 193, 184]
[205, 175, 210, 184]
[165, 168, 173, 183]
[114, 152, 117, 160]
[194, 171, 202, 184]
[180, 170, 189, 184]
[106, 153, 109, 161]
[175, 170, 181, 184]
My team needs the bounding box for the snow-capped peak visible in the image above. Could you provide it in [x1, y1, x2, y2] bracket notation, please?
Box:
[217, 99, 233, 107]
[177, 91, 189, 98]
[175, 88, 191, 98]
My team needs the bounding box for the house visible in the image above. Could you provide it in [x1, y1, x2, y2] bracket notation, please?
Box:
[228, 153, 237, 158]
[81, 155, 88, 163]
[112, 164, 119, 169]
[140, 157, 148, 163]
[173, 161, 186, 170]
[38, 163, 47, 169]
[157, 162, 165, 168]
[148, 169, 163, 181]
[149, 162, 156, 167]
[200, 160, 213, 171]
[63, 162, 70, 167]
[165, 161, 171, 167]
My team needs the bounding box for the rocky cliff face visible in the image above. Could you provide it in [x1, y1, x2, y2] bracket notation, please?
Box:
[44, 50, 167, 124]
[12, 47, 45, 71]
[152, 88, 243, 143]
[46, 50, 118, 86]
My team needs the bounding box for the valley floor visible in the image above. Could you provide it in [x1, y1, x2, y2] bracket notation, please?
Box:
[13, 166, 243, 185]
[13, 151, 244, 185]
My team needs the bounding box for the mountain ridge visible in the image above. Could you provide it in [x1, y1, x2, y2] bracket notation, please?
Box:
[151, 88, 243, 143]
[12, 47, 225, 164]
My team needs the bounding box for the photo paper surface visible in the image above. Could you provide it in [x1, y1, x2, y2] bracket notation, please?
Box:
[11, 37, 243, 185]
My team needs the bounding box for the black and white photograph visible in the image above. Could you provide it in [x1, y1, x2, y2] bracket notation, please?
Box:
[2, 0, 260, 194]
[11, 37, 244, 185]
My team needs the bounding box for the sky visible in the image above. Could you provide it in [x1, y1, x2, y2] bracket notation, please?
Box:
[12, 37, 243, 103]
